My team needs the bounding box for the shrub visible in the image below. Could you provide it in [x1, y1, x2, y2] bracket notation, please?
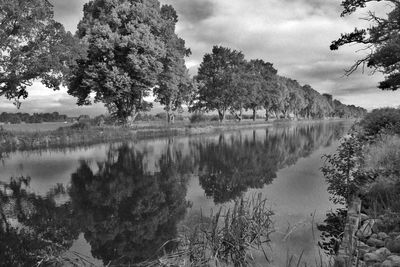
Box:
[155, 113, 167, 121]
[210, 115, 220, 121]
[190, 113, 207, 123]
[363, 134, 400, 178]
[360, 108, 400, 136]
[321, 129, 368, 204]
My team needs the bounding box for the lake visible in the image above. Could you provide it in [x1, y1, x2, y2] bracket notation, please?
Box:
[0, 121, 350, 266]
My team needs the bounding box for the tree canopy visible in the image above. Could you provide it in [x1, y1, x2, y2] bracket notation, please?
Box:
[153, 5, 192, 123]
[331, 0, 400, 90]
[191, 46, 366, 122]
[0, 0, 79, 107]
[67, 0, 166, 124]
[193, 46, 246, 122]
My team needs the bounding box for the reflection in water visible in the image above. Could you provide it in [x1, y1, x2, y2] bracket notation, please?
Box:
[196, 123, 345, 203]
[0, 177, 79, 266]
[69, 144, 192, 265]
[0, 122, 347, 265]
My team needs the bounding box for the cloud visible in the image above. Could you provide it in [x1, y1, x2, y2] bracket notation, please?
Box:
[49, 0, 87, 33]
[0, 83, 107, 117]
[161, 0, 215, 24]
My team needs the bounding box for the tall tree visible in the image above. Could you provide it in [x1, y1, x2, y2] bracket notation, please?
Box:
[242, 59, 278, 121]
[0, 0, 79, 107]
[67, 0, 166, 124]
[331, 0, 400, 90]
[154, 5, 192, 124]
[193, 46, 245, 122]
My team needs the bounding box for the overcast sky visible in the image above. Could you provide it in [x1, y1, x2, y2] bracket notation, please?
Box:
[1, 0, 399, 116]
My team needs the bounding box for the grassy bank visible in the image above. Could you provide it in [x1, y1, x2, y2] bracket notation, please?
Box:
[320, 108, 400, 266]
[0, 120, 276, 153]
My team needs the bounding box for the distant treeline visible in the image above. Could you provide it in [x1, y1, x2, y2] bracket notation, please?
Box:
[191, 46, 367, 122]
[0, 112, 68, 124]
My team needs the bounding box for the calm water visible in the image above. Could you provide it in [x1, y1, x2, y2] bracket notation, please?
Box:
[0, 121, 350, 266]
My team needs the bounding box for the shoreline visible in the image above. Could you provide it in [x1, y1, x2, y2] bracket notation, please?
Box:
[0, 118, 352, 154]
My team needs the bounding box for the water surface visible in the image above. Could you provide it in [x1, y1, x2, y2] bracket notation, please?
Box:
[0, 121, 349, 266]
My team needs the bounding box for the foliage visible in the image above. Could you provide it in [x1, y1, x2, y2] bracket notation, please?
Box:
[361, 134, 400, 214]
[363, 134, 400, 176]
[67, 0, 166, 124]
[141, 194, 274, 267]
[360, 107, 400, 136]
[331, 0, 400, 90]
[0, 112, 68, 124]
[0, 0, 81, 106]
[317, 208, 348, 255]
[321, 130, 368, 205]
[193, 46, 246, 122]
[189, 112, 207, 124]
[154, 5, 192, 123]
[192, 46, 365, 122]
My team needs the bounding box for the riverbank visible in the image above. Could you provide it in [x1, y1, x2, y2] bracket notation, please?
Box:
[0, 120, 273, 153]
[0, 119, 352, 153]
[322, 108, 400, 266]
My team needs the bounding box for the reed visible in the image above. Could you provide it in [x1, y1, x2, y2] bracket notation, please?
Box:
[137, 193, 274, 267]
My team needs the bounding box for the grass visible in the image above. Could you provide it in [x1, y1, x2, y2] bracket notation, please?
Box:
[0, 118, 351, 153]
[0, 122, 71, 132]
[136, 193, 274, 267]
[363, 134, 400, 179]
[0, 120, 274, 153]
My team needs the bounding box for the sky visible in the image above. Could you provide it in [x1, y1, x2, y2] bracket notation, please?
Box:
[1, 0, 399, 116]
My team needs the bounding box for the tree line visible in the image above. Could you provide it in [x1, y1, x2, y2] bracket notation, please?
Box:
[0, 112, 68, 124]
[0, 0, 366, 124]
[192, 46, 366, 122]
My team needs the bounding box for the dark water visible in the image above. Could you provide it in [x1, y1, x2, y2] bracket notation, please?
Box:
[0, 121, 350, 266]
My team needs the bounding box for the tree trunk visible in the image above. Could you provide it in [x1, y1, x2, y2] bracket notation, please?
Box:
[252, 108, 257, 121]
[218, 110, 225, 122]
[265, 110, 269, 121]
[237, 109, 242, 122]
[167, 111, 175, 124]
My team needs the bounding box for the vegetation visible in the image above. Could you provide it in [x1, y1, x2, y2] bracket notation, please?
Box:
[140, 194, 274, 267]
[359, 107, 400, 137]
[154, 5, 192, 124]
[331, 0, 400, 90]
[0, 0, 366, 124]
[320, 108, 400, 264]
[67, 0, 172, 124]
[191, 46, 366, 123]
[0, 112, 69, 124]
[0, 0, 80, 107]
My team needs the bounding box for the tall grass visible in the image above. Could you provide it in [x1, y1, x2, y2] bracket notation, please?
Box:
[137, 194, 274, 267]
[363, 134, 400, 179]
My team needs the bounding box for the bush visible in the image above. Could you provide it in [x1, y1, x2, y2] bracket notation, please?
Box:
[64, 121, 91, 131]
[360, 108, 400, 136]
[363, 134, 400, 178]
[210, 115, 220, 121]
[190, 113, 207, 123]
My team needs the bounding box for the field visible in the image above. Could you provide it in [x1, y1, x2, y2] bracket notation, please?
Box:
[1, 122, 72, 132]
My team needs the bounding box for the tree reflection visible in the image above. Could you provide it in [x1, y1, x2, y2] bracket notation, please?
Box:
[0, 177, 79, 266]
[69, 143, 192, 265]
[0, 122, 347, 265]
[195, 123, 346, 203]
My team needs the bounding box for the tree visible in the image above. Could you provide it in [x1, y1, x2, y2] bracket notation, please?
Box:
[242, 60, 278, 121]
[193, 46, 245, 122]
[0, 0, 79, 107]
[331, 0, 400, 90]
[154, 5, 192, 124]
[67, 0, 166, 124]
